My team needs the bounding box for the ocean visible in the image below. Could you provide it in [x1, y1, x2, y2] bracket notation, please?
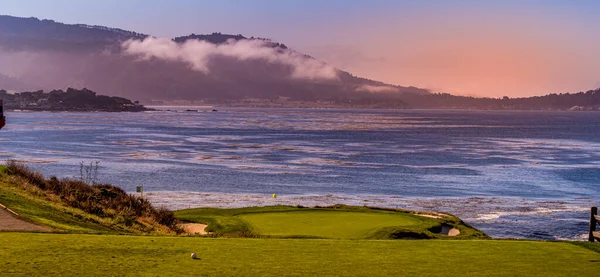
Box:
[1, 108, 599, 240]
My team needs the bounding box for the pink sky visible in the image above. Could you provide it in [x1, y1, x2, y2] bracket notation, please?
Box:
[5, 1, 600, 97]
[298, 8, 600, 97]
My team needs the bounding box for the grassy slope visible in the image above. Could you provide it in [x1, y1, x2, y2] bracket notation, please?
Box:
[175, 205, 486, 239]
[0, 233, 599, 277]
[0, 178, 118, 233]
[0, 172, 141, 234]
[572, 241, 600, 254]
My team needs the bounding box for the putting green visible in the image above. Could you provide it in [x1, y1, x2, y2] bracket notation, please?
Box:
[238, 210, 423, 239]
[175, 206, 487, 239]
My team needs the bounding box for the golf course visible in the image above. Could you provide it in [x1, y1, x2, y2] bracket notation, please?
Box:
[1, 163, 600, 276]
[1, 233, 599, 276]
[174, 205, 486, 239]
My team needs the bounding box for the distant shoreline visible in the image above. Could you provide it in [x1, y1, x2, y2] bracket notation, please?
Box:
[6, 106, 600, 112]
[1, 88, 152, 112]
[6, 108, 153, 112]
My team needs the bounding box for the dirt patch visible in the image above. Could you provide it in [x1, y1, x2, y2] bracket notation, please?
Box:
[0, 208, 49, 232]
[181, 223, 209, 235]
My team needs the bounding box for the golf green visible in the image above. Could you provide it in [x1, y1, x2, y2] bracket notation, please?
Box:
[238, 210, 423, 239]
[174, 206, 486, 239]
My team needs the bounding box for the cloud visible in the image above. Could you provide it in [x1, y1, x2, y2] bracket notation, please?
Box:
[122, 37, 339, 80]
[356, 84, 399, 93]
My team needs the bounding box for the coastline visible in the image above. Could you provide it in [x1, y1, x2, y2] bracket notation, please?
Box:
[3, 110, 599, 242]
[145, 191, 594, 241]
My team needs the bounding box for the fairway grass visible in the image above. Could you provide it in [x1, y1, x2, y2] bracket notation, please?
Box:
[239, 210, 422, 239]
[0, 233, 599, 276]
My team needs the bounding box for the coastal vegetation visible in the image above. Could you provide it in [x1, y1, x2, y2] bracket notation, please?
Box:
[400, 88, 600, 110]
[0, 88, 149, 112]
[0, 161, 179, 234]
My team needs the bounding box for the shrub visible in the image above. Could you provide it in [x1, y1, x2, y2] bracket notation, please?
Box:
[6, 160, 47, 189]
[155, 207, 177, 227]
[3, 161, 181, 234]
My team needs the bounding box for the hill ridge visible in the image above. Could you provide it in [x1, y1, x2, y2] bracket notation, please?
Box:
[0, 14, 428, 107]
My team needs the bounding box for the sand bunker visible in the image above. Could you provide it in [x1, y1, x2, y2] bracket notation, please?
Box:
[414, 212, 447, 219]
[181, 223, 209, 235]
[438, 224, 460, 236]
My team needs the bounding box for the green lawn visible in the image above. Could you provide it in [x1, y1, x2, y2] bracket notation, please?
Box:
[239, 210, 422, 239]
[175, 205, 486, 239]
[0, 233, 598, 276]
[0, 173, 149, 234]
[0, 177, 119, 233]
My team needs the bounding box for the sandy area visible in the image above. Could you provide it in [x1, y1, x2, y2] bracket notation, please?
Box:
[0, 207, 49, 232]
[414, 212, 447, 219]
[180, 223, 209, 235]
[447, 228, 461, 236]
[439, 224, 460, 236]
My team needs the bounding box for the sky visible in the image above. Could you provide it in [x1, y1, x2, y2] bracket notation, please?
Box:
[3, 0, 600, 97]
